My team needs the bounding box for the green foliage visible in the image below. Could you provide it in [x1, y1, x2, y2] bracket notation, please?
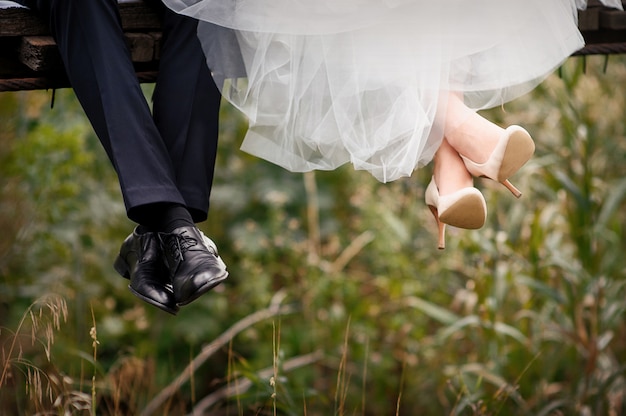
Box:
[1, 55, 625, 415]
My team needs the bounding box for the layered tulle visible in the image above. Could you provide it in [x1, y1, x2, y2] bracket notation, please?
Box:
[163, 0, 598, 182]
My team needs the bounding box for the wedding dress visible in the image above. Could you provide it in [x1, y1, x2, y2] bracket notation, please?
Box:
[163, 0, 622, 182]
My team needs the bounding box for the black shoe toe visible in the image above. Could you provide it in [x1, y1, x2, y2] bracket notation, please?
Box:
[175, 267, 229, 306]
[159, 226, 228, 306]
[115, 228, 179, 314]
[129, 278, 179, 315]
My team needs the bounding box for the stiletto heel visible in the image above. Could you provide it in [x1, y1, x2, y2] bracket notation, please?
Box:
[501, 179, 521, 197]
[425, 178, 487, 250]
[427, 204, 446, 250]
[460, 125, 534, 198]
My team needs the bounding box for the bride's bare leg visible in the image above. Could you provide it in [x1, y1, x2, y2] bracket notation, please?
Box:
[443, 92, 503, 164]
[433, 138, 473, 195]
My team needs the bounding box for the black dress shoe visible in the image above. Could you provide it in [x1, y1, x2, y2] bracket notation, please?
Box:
[114, 228, 179, 315]
[158, 226, 228, 306]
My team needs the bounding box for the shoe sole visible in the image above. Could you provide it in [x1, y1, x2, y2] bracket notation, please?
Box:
[439, 193, 486, 229]
[497, 128, 535, 182]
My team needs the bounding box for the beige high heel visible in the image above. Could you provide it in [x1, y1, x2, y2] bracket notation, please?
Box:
[425, 178, 487, 250]
[460, 125, 535, 198]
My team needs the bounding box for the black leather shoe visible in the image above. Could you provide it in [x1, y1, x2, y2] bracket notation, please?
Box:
[158, 226, 228, 306]
[114, 228, 179, 315]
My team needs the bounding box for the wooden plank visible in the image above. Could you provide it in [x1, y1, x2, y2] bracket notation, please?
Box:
[0, 1, 162, 91]
[0, 70, 158, 92]
[2, 0, 626, 93]
[0, 1, 161, 37]
[151, 31, 163, 60]
[18, 33, 160, 71]
[578, 7, 600, 32]
[600, 9, 626, 30]
[118, 1, 162, 31]
[18, 35, 60, 72]
[125, 32, 156, 62]
[0, 6, 47, 36]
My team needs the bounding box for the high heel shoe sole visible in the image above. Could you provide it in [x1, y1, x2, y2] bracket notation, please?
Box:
[438, 193, 486, 230]
[496, 128, 535, 183]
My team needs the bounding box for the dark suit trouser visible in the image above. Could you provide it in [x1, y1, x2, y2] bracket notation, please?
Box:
[25, 0, 221, 223]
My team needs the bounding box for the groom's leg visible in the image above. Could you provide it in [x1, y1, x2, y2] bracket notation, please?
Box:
[27, 0, 228, 312]
[152, 6, 222, 223]
[35, 0, 187, 222]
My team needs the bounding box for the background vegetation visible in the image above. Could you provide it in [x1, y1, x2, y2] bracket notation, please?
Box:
[0, 55, 625, 415]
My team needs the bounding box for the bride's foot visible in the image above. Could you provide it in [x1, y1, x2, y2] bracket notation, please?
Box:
[425, 140, 487, 250]
[460, 125, 534, 198]
[444, 94, 535, 198]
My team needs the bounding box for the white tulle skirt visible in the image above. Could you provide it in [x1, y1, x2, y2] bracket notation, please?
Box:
[163, 0, 586, 182]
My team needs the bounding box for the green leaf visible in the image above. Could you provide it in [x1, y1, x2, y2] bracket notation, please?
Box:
[405, 296, 459, 325]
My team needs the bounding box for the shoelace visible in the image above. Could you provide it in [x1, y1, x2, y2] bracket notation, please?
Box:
[163, 231, 198, 263]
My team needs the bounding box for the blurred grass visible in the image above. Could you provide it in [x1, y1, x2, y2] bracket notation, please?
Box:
[0, 54, 625, 415]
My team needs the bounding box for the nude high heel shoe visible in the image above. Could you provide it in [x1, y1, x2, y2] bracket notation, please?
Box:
[425, 178, 487, 250]
[460, 125, 535, 198]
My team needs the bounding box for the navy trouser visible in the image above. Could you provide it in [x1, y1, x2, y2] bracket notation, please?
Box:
[18, 0, 221, 223]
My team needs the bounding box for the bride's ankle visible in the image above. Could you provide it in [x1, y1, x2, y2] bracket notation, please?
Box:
[433, 141, 473, 196]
